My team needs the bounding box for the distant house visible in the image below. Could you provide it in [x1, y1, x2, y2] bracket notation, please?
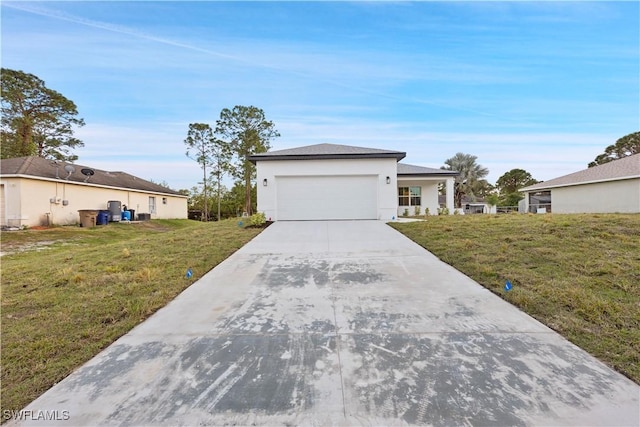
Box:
[0, 156, 188, 227]
[437, 195, 497, 214]
[519, 154, 640, 214]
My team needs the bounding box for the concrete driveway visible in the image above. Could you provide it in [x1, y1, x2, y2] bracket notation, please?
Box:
[15, 221, 639, 426]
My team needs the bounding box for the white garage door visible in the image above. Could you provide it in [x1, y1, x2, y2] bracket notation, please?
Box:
[276, 175, 378, 220]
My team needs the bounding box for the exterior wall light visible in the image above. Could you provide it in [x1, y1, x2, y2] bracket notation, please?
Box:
[263, 178, 268, 186]
[386, 176, 391, 184]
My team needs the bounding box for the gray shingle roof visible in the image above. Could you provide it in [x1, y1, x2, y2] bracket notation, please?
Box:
[520, 154, 640, 192]
[398, 163, 459, 176]
[249, 143, 406, 162]
[0, 156, 185, 196]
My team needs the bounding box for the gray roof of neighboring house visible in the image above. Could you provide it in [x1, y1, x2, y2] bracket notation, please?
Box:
[520, 154, 640, 192]
[0, 156, 185, 196]
[398, 163, 459, 176]
[248, 143, 406, 162]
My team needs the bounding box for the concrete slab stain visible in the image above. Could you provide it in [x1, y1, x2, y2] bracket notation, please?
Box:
[219, 301, 291, 334]
[445, 299, 478, 318]
[348, 311, 421, 333]
[262, 258, 385, 289]
[343, 333, 623, 426]
[332, 262, 385, 285]
[56, 335, 340, 425]
[60, 341, 172, 401]
[263, 259, 330, 288]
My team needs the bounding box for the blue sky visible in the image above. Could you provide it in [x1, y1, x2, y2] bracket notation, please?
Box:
[2, 1, 638, 190]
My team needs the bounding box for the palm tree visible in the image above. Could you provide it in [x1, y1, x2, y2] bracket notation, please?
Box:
[441, 153, 490, 208]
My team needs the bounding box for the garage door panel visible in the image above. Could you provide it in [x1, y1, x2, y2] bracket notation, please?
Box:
[277, 176, 377, 220]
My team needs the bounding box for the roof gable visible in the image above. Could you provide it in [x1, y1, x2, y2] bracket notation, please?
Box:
[521, 154, 640, 192]
[0, 156, 184, 196]
[249, 143, 406, 162]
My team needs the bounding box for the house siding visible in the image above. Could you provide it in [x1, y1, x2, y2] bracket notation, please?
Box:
[550, 179, 640, 214]
[0, 176, 188, 227]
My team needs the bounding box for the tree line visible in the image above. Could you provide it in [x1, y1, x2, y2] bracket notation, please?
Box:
[439, 153, 537, 209]
[184, 106, 279, 221]
[2, 68, 638, 215]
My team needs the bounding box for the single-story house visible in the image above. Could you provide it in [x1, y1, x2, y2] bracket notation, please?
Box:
[249, 143, 458, 221]
[519, 153, 640, 214]
[0, 156, 188, 227]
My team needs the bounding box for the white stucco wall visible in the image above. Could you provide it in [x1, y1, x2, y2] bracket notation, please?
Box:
[396, 179, 440, 216]
[0, 177, 188, 227]
[550, 178, 640, 214]
[256, 158, 398, 221]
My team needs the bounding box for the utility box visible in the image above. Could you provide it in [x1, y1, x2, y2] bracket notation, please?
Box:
[107, 200, 122, 222]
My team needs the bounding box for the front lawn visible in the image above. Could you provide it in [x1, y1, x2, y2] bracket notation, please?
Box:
[1, 219, 264, 416]
[390, 213, 640, 384]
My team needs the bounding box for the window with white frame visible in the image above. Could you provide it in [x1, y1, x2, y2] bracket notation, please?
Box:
[149, 196, 156, 214]
[398, 186, 421, 206]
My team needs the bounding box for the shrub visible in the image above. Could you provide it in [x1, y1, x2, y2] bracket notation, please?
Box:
[414, 206, 421, 216]
[249, 212, 266, 227]
[438, 207, 450, 215]
[402, 208, 409, 217]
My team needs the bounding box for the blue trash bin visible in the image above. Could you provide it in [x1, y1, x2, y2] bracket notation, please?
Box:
[97, 210, 110, 225]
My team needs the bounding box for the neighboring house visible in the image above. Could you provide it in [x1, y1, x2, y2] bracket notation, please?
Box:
[249, 143, 458, 221]
[0, 156, 188, 227]
[437, 195, 497, 214]
[519, 154, 640, 214]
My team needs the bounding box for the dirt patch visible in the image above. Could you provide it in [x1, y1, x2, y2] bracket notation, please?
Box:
[0, 240, 57, 257]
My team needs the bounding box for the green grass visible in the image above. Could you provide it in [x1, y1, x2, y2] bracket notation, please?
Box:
[390, 213, 640, 384]
[1, 219, 264, 415]
[3, 215, 638, 414]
